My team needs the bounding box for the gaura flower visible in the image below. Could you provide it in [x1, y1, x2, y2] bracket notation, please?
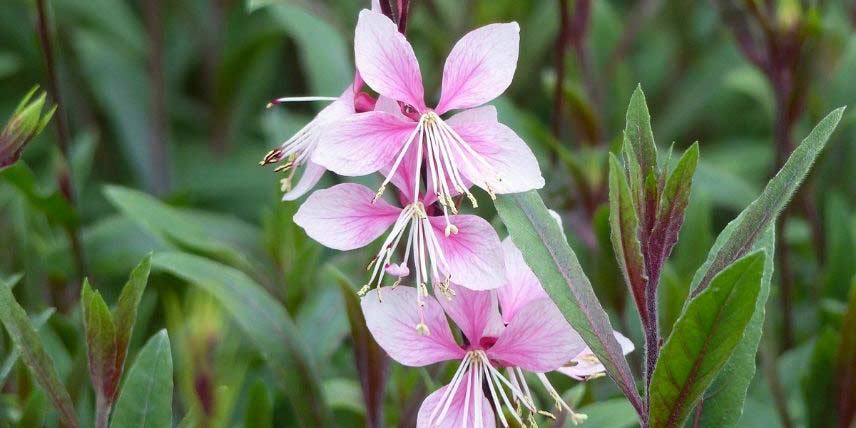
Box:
[259, 1, 383, 200]
[362, 283, 586, 428]
[293, 157, 506, 301]
[499, 236, 635, 382]
[313, 10, 544, 213]
[260, 87, 357, 201]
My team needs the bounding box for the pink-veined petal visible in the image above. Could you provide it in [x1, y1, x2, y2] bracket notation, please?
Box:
[446, 106, 544, 194]
[293, 183, 401, 250]
[436, 23, 520, 114]
[557, 331, 635, 380]
[430, 215, 505, 291]
[436, 285, 504, 345]
[416, 380, 495, 428]
[282, 161, 326, 201]
[487, 299, 586, 372]
[361, 286, 464, 367]
[354, 10, 425, 110]
[496, 237, 548, 323]
[313, 111, 417, 177]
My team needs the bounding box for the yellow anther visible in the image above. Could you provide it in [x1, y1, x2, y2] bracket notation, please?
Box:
[356, 284, 370, 297]
[372, 185, 386, 203]
[444, 223, 458, 237]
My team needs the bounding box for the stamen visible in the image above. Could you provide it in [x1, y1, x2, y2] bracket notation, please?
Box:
[429, 356, 472, 426]
[266, 96, 339, 108]
[535, 373, 587, 425]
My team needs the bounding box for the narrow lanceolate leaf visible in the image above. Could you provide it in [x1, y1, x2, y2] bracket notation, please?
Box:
[697, 227, 774, 428]
[82, 280, 118, 402]
[0, 308, 54, 384]
[802, 328, 841, 428]
[111, 255, 151, 401]
[0, 279, 77, 427]
[495, 191, 644, 419]
[111, 330, 173, 428]
[649, 143, 699, 272]
[691, 108, 845, 296]
[332, 268, 389, 428]
[152, 252, 332, 427]
[649, 251, 766, 428]
[608, 154, 648, 324]
[838, 281, 856, 428]
[624, 85, 658, 178]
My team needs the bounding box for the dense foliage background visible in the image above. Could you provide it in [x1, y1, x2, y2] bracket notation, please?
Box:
[0, 0, 854, 426]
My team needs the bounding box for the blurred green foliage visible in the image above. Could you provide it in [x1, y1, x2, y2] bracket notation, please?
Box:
[0, 0, 854, 426]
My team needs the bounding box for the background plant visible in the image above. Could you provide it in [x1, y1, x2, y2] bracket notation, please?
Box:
[0, 0, 853, 427]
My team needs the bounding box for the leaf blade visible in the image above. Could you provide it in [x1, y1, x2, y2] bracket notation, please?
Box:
[0, 278, 77, 428]
[495, 190, 644, 419]
[650, 251, 766, 428]
[151, 251, 332, 427]
[111, 330, 173, 428]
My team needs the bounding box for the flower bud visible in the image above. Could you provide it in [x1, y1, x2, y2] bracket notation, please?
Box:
[0, 87, 55, 168]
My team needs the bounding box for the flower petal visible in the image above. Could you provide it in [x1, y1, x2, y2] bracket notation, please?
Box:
[362, 286, 464, 367]
[355, 10, 425, 110]
[436, 23, 520, 114]
[496, 238, 548, 323]
[293, 183, 401, 250]
[313, 111, 417, 177]
[487, 299, 586, 372]
[436, 285, 504, 345]
[557, 331, 635, 380]
[282, 161, 326, 201]
[430, 214, 505, 291]
[416, 379, 495, 428]
[446, 106, 544, 194]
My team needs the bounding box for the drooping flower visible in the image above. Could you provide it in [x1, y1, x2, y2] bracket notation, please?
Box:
[259, 86, 357, 200]
[259, 1, 383, 200]
[363, 282, 588, 427]
[498, 236, 635, 383]
[313, 10, 544, 213]
[293, 156, 506, 300]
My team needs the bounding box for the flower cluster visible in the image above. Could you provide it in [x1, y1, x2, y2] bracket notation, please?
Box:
[264, 5, 634, 426]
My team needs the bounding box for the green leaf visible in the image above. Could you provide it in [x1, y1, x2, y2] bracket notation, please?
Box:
[837, 281, 856, 428]
[697, 227, 775, 428]
[332, 267, 389, 428]
[0, 308, 54, 384]
[649, 251, 766, 428]
[0, 163, 77, 226]
[823, 193, 855, 301]
[82, 280, 117, 402]
[802, 328, 841, 428]
[111, 254, 152, 395]
[607, 154, 648, 323]
[624, 85, 658, 178]
[267, 4, 351, 95]
[690, 108, 845, 295]
[111, 330, 173, 428]
[0, 278, 77, 428]
[495, 191, 644, 418]
[649, 143, 700, 270]
[574, 398, 639, 428]
[245, 380, 273, 428]
[152, 251, 332, 427]
[103, 186, 254, 273]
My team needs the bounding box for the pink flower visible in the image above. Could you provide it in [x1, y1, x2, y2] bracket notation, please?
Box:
[260, 87, 357, 201]
[362, 281, 587, 427]
[293, 172, 506, 295]
[313, 10, 544, 212]
[499, 235, 635, 383]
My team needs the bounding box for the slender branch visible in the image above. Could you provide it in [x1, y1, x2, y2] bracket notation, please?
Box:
[551, 0, 570, 138]
[143, 0, 170, 195]
[760, 340, 794, 428]
[34, 0, 87, 295]
[379, 0, 394, 21]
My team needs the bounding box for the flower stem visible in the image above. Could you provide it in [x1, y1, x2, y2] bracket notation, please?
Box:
[34, 0, 88, 298]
